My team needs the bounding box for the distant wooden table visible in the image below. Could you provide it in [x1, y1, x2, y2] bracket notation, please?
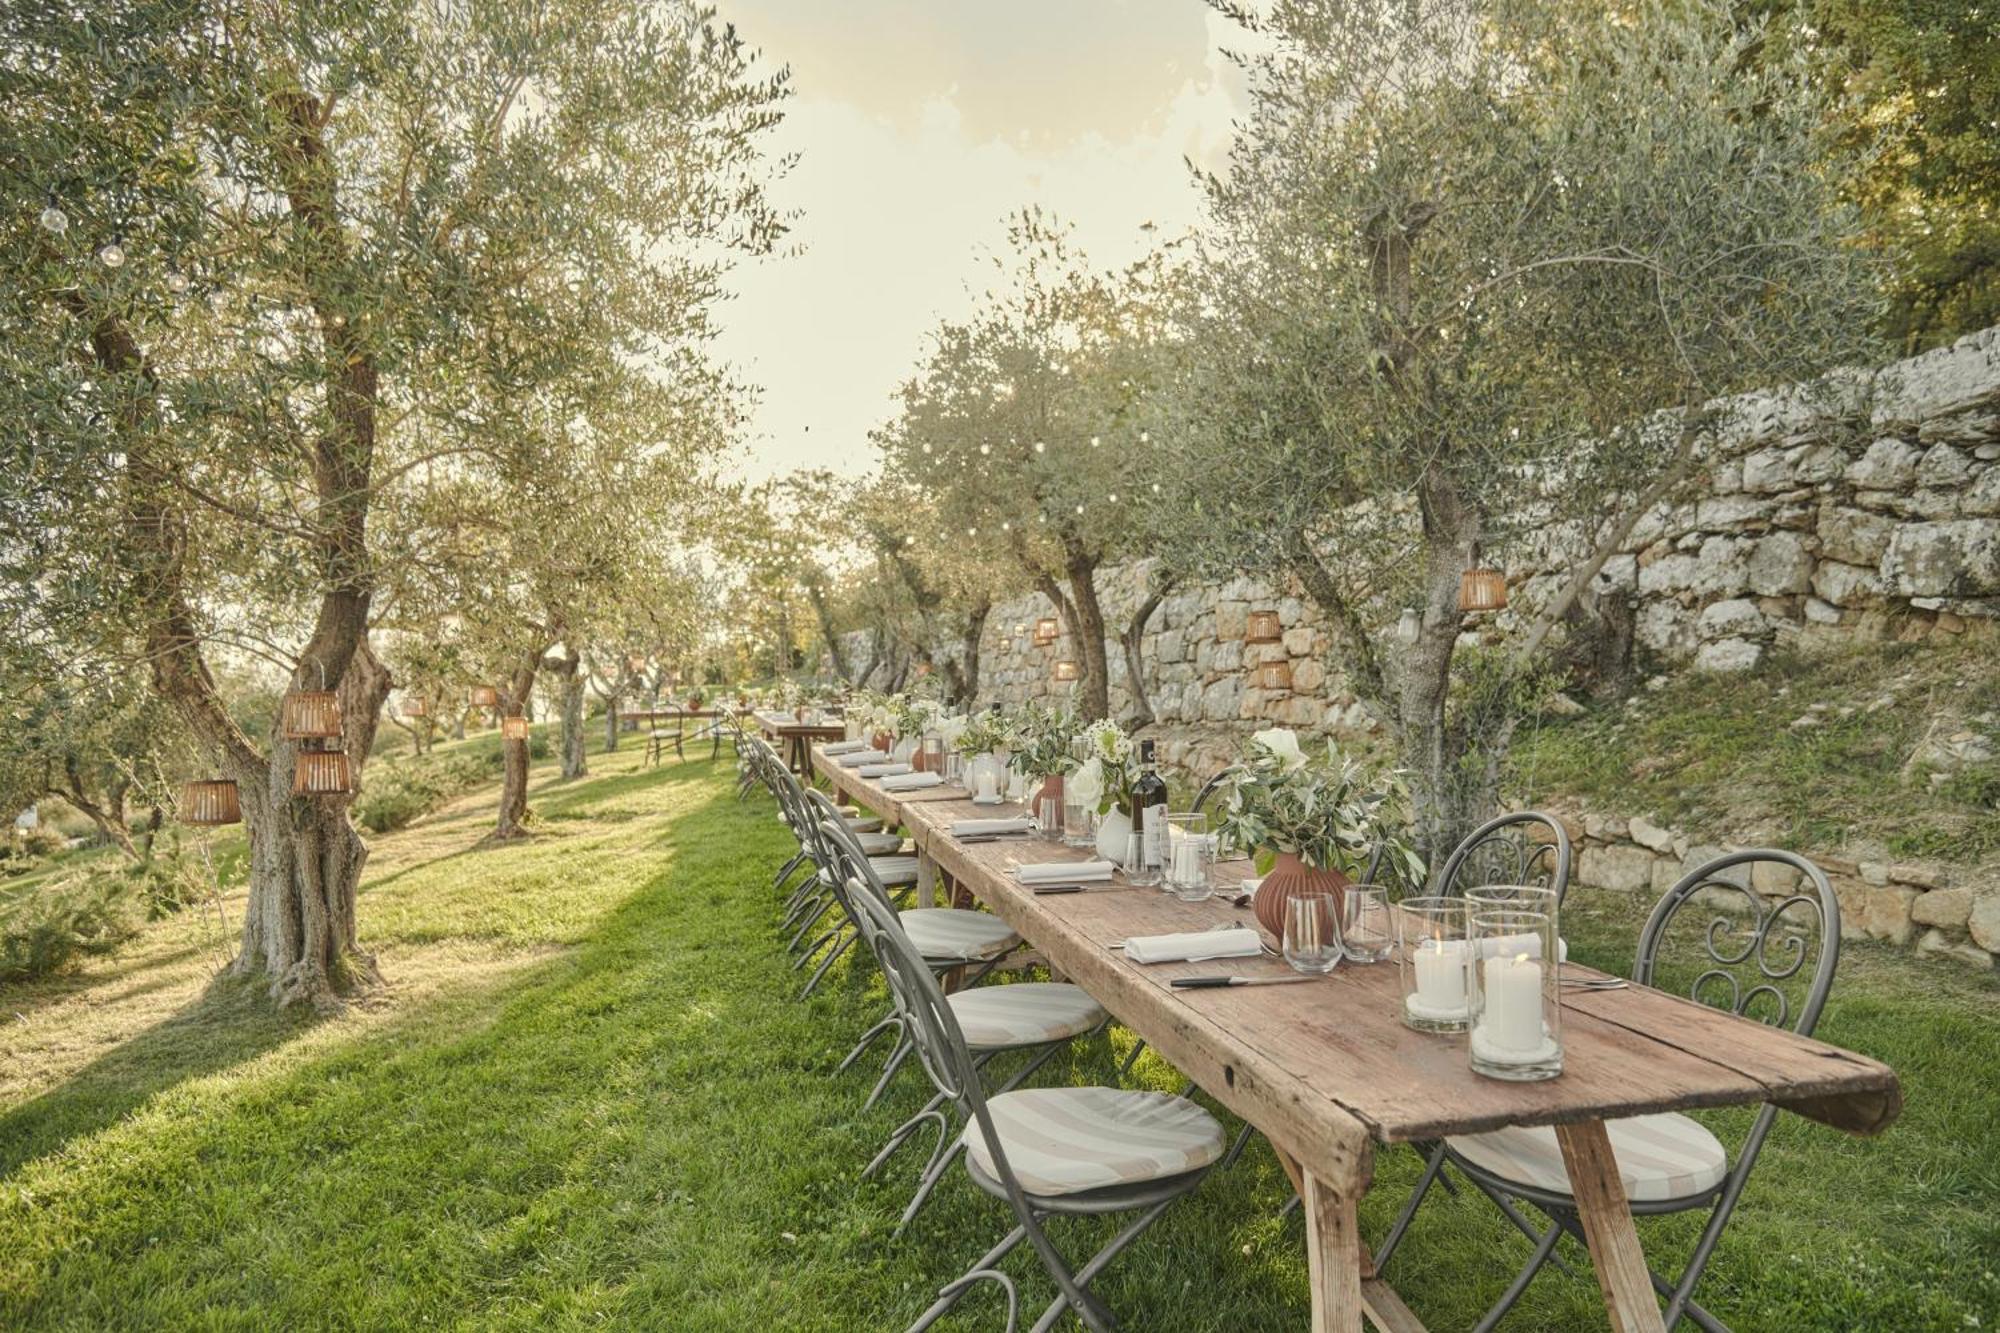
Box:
[812, 744, 1903, 1333]
[757, 711, 847, 778]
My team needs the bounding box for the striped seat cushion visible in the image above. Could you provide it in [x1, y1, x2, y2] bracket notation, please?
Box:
[965, 1087, 1225, 1197]
[867, 855, 922, 887]
[843, 815, 885, 834]
[855, 831, 904, 856]
[1448, 1112, 1728, 1204]
[948, 983, 1105, 1049]
[900, 907, 1019, 961]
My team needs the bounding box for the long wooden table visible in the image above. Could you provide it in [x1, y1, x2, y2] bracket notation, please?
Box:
[812, 745, 1903, 1333]
[756, 711, 848, 777]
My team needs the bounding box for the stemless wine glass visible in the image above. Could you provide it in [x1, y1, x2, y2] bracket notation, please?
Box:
[1164, 813, 1212, 902]
[1062, 795, 1095, 847]
[1035, 794, 1063, 843]
[1283, 890, 1343, 974]
[1341, 887, 1394, 963]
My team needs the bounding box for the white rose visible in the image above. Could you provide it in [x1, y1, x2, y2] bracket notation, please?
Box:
[1252, 727, 1307, 771]
[937, 714, 967, 746]
[1068, 756, 1104, 811]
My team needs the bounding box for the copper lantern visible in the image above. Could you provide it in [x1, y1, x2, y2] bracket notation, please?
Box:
[470, 684, 500, 708]
[1245, 609, 1283, 644]
[1257, 659, 1293, 691]
[280, 689, 342, 740]
[501, 715, 530, 742]
[1033, 616, 1059, 646]
[181, 779, 242, 826]
[293, 751, 354, 795]
[1053, 659, 1080, 682]
[1458, 567, 1509, 612]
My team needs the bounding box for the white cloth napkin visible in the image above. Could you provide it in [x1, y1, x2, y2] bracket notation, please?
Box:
[859, 762, 913, 778]
[838, 749, 889, 767]
[951, 817, 1035, 836]
[880, 771, 946, 792]
[1013, 860, 1115, 884]
[822, 740, 869, 755]
[1124, 927, 1263, 965]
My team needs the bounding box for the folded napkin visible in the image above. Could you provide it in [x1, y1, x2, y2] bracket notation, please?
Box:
[950, 817, 1035, 837]
[880, 771, 946, 792]
[859, 762, 913, 778]
[1124, 927, 1263, 965]
[1013, 860, 1116, 884]
[838, 749, 889, 767]
[822, 740, 869, 755]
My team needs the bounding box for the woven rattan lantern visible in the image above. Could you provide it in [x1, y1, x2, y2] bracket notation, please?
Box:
[1014, 622, 1029, 635]
[1458, 567, 1509, 613]
[403, 697, 428, 718]
[1033, 617, 1059, 646]
[181, 779, 242, 826]
[280, 689, 342, 740]
[501, 715, 530, 742]
[1053, 659, 1080, 682]
[470, 684, 500, 708]
[1245, 609, 1283, 644]
[293, 750, 354, 795]
[1257, 659, 1293, 691]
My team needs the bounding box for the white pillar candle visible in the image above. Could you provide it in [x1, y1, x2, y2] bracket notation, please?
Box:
[975, 768, 998, 801]
[1413, 938, 1468, 1012]
[1480, 953, 1544, 1053]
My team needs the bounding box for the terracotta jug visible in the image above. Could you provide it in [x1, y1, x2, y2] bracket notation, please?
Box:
[1253, 851, 1351, 940]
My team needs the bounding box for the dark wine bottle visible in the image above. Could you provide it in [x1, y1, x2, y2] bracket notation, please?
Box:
[1129, 739, 1169, 883]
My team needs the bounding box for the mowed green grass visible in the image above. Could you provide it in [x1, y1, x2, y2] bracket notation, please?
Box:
[1, 741, 1996, 1330]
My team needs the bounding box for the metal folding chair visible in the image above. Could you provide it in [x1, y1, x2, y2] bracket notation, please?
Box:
[848, 880, 1224, 1333]
[1377, 848, 1838, 1332]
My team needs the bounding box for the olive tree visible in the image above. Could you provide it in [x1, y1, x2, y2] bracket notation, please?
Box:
[1161, 0, 1881, 859]
[1, 0, 786, 1003]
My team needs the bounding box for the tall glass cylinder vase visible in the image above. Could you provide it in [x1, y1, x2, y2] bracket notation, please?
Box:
[1468, 907, 1562, 1081]
[1398, 897, 1471, 1033]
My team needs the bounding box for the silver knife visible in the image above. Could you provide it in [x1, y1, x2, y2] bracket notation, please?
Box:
[1171, 975, 1319, 989]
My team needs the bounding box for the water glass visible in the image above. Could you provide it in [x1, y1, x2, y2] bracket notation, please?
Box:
[1122, 830, 1160, 887]
[1282, 890, 1343, 975]
[1341, 887, 1394, 963]
[1035, 795, 1063, 843]
[920, 735, 945, 774]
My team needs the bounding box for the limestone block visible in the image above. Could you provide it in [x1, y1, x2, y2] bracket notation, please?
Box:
[1971, 892, 2000, 952]
[1832, 880, 1919, 945]
[1694, 637, 1762, 672]
[1918, 443, 1974, 488]
[1696, 598, 1766, 640]
[1816, 505, 1895, 565]
[1965, 469, 2000, 517]
[1741, 447, 1793, 493]
[1750, 858, 1803, 897]
[1803, 597, 1842, 624]
[1213, 601, 1248, 642]
[1696, 495, 1771, 529]
[1845, 438, 1922, 490]
[1789, 442, 1848, 485]
[1910, 887, 1972, 930]
[1692, 537, 1755, 595]
[1883, 520, 2000, 598]
[1746, 532, 1813, 596]
[1811, 560, 1886, 608]
[1628, 816, 1674, 853]
[1580, 842, 1657, 893]
[1916, 928, 1993, 967]
[1291, 658, 1327, 693]
[1281, 627, 1314, 656]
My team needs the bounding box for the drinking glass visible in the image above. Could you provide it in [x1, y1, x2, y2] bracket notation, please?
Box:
[1121, 829, 1161, 886]
[1283, 890, 1343, 975]
[1341, 887, 1394, 963]
[1469, 907, 1563, 1081]
[1398, 896, 1471, 1033]
[1035, 795, 1063, 843]
[1163, 813, 1213, 902]
[1062, 796, 1096, 847]
[920, 735, 945, 775]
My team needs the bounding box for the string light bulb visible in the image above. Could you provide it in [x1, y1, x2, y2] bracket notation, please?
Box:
[1089, 435, 1100, 448]
[38, 203, 68, 234]
[165, 270, 189, 294]
[1033, 440, 1045, 453]
[96, 239, 126, 269]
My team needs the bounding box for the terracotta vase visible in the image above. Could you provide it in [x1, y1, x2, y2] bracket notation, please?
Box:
[871, 729, 893, 753]
[1031, 773, 1064, 809]
[1253, 851, 1351, 940]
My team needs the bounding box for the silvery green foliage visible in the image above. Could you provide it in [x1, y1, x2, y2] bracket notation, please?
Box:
[1214, 730, 1422, 881]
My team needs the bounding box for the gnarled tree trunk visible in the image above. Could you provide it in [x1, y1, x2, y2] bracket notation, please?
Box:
[1121, 571, 1174, 730]
[494, 658, 538, 840]
[547, 647, 587, 780]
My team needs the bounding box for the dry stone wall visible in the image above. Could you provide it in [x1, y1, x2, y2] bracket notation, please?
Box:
[845, 327, 2000, 968]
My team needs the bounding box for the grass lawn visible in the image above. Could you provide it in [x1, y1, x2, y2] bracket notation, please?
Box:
[1, 737, 1996, 1330]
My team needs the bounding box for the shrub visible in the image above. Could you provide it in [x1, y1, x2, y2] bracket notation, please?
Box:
[354, 750, 495, 835]
[0, 873, 136, 984]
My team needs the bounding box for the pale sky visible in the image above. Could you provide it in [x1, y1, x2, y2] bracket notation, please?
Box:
[709, 0, 1254, 483]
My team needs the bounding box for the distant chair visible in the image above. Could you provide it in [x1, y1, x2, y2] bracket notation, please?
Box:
[1376, 849, 1840, 1332]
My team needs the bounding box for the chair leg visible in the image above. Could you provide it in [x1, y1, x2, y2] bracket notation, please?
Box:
[1651, 1270, 1731, 1333]
[1024, 1195, 1177, 1333]
[893, 1138, 965, 1234]
[864, 1037, 912, 1110]
[1116, 1037, 1149, 1082]
[1372, 1140, 1449, 1270]
[1470, 1217, 1565, 1333]
[771, 849, 806, 891]
[865, 1102, 949, 1180]
[1219, 1120, 1259, 1171]
[799, 931, 853, 998]
[908, 1225, 1030, 1333]
[838, 1016, 901, 1073]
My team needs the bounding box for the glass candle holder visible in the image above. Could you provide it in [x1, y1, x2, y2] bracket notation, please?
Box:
[968, 754, 1005, 803]
[1469, 907, 1563, 1081]
[1163, 813, 1213, 902]
[1062, 794, 1096, 847]
[1398, 896, 1471, 1033]
[1005, 766, 1028, 803]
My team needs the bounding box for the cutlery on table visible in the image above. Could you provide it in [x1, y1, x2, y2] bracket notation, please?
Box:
[1561, 976, 1629, 990]
[957, 832, 1031, 844]
[1171, 975, 1320, 989]
[1031, 884, 1090, 895]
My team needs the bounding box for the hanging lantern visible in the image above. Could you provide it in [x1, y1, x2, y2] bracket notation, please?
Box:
[1458, 567, 1509, 613]
[1014, 623, 1029, 635]
[403, 697, 428, 718]
[181, 779, 241, 826]
[999, 637, 1015, 652]
[470, 684, 500, 708]
[501, 715, 530, 742]
[1053, 659, 1080, 682]
[293, 751, 354, 795]
[1396, 609, 1422, 645]
[1033, 616, 1059, 646]
[626, 654, 645, 673]
[1257, 659, 1294, 691]
[1246, 609, 1283, 644]
[280, 689, 343, 740]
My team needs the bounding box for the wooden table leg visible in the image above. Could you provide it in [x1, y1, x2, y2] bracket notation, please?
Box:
[1304, 1170, 1364, 1333]
[916, 847, 941, 908]
[1556, 1121, 1667, 1333]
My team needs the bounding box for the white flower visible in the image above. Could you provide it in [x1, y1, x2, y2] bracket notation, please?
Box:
[1088, 719, 1132, 763]
[1068, 756, 1104, 811]
[936, 713, 968, 746]
[1252, 727, 1307, 771]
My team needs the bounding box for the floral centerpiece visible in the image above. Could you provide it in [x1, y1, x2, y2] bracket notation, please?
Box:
[1004, 702, 1080, 779]
[1214, 728, 1421, 937]
[1065, 718, 1148, 861]
[954, 709, 1017, 759]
